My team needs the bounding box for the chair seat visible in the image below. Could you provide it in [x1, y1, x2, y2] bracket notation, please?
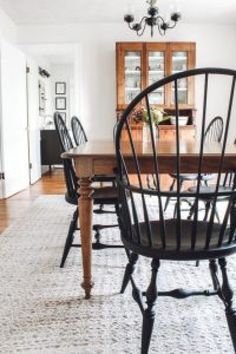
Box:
[201, 174, 214, 181]
[94, 186, 118, 204]
[188, 185, 232, 200]
[171, 173, 214, 182]
[93, 174, 116, 183]
[122, 219, 236, 260]
[170, 173, 198, 181]
[65, 186, 118, 206]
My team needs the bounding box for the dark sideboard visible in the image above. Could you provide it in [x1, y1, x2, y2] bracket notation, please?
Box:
[40, 130, 62, 170]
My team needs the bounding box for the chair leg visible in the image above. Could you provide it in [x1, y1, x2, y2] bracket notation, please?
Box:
[173, 180, 184, 218]
[209, 259, 219, 291]
[120, 251, 138, 294]
[164, 179, 176, 211]
[203, 201, 211, 221]
[187, 203, 195, 220]
[214, 258, 236, 351]
[141, 259, 160, 354]
[60, 208, 78, 268]
[94, 226, 101, 246]
[203, 201, 220, 223]
[93, 202, 120, 249]
[226, 310, 236, 351]
[209, 258, 236, 350]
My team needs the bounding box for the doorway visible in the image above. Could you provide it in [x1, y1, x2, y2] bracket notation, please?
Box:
[23, 43, 81, 182]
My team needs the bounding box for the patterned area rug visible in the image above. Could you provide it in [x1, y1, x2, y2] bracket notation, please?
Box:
[0, 195, 235, 354]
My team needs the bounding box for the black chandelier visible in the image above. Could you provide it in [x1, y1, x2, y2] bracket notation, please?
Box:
[124, 0, 181, 37]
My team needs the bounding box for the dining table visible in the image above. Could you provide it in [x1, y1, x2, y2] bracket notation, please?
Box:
[62, 138, 236, 299]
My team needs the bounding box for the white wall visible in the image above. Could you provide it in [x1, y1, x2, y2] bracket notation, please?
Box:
[0, 7, 17, 43]
[49, 63, 75, 127]
[17, 23, 236, 141]
[20, 43, 81, 124]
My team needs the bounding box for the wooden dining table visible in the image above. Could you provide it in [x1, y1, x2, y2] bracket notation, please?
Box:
[63, 138, 236, 299]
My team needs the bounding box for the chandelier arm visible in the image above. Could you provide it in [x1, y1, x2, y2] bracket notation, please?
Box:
[138, 20, 148, 36]
[157, 24, 165, 36]
[128, 22, 134, 30]
[138, 16, 148, 30]
[166, 21, 178, 29]
[137, 16, 148, 36]
[156, 15, 165, 22]
[156, 16, 166, 36]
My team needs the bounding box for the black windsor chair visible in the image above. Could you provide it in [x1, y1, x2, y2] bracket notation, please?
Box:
[188, 167, 236, 223]
[164, 116, 224, 212]
[115, 68, 236, 354]
[71, 115, 118, 222]
[54, 113, 121, 268]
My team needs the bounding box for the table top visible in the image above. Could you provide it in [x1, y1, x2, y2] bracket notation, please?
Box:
[62, 139, 236, 175]
[62, 139, 236, 159]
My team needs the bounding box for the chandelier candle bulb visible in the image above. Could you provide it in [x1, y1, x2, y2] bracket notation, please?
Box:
[126, 0, 134, 16]
[163, 13, 171, 25]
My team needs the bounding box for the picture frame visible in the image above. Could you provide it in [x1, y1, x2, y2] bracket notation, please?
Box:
[55, 97, 66, 110]
[55, 82, 66, 95]
[39, 80, 46, 116]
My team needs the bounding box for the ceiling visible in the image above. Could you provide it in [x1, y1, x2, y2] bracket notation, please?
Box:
[0, 0, 236, 26]
[22, 44, 78, 64]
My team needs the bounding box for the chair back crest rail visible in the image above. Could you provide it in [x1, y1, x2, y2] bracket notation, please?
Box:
[115, 68, 236, 259]
[71, 116, 88, 146]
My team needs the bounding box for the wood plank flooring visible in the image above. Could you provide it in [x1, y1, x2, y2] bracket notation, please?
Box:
[0, 169, 65, 234]
[0, 168, 176, 234]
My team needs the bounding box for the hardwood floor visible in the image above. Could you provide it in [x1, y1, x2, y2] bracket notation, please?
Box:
[0, 169, 65, 234]
[0, 168, 177, 234]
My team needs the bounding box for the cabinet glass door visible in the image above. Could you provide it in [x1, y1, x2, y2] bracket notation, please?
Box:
[148, 51, 165, 105]
[171, 51, 188, 104]
[124, 51, 141, 104]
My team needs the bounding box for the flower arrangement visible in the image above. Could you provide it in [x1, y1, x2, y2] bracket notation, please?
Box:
[131, 104, 168, 125]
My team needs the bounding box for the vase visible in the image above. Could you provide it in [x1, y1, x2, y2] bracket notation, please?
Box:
[142, 123, 157, 144]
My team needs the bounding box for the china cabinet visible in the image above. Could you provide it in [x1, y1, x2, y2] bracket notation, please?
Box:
[116, 42, 195, 110]
[116, 42, 196, 138]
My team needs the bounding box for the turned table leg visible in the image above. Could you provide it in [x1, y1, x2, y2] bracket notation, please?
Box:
[79, 177, 94, 299]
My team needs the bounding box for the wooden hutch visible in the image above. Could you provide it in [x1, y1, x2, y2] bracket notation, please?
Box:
[116, 42, 196, 140]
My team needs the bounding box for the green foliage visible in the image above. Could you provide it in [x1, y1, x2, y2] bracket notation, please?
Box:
[131, 104, 169, 125]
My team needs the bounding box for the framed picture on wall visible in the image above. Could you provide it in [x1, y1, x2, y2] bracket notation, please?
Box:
[39, 80, 46, 116]
[59, 112, 66, 122]
[55, 82, 66, 95]
[55, 97, 66, 110]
